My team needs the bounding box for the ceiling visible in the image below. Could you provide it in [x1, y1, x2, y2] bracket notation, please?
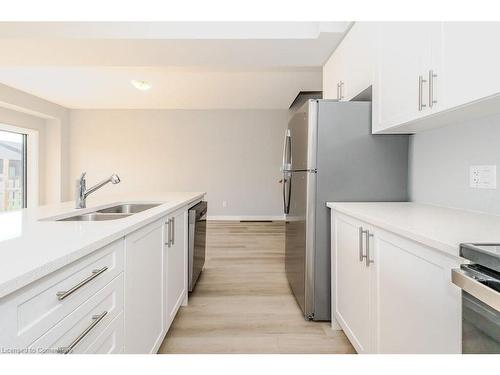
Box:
[0, 22, 350, 109]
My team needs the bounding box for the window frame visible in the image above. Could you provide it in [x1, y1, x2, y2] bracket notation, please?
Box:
[0, 123, 39, 209]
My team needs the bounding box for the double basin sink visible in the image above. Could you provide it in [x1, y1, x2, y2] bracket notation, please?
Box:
[57, 203, 161, 221]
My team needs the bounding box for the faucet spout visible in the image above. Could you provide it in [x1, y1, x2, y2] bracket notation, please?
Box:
[75, 173, 121, 208]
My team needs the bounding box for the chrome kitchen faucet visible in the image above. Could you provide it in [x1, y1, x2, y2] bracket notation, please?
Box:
[75, 172, 121, 208]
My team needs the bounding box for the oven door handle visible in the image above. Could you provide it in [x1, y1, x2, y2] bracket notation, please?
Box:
[452, 268, 500, 312]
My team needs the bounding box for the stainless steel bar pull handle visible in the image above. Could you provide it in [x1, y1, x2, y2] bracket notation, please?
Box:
[171, 217, 175, 245]
[336, 83, 340, 100]
[168, 218, 174, 246]
[167, 218, 172, 246]
[339, 81, 344, 100]
[428, 70, 437, 108]
[165, 220, 170, 247]
[418, 75, 427, 111]
[56, 266, 108, 300]
[60, 311, 108, 354]
[358, 227, 367, 262]
[365, 230, 374, 267]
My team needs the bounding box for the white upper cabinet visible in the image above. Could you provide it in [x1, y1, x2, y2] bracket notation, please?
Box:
[373, 22, 441, 133]
[323, 46, 344, 100]
[440, 22, 500, 110]
[325, 22, 500, 133]
[323, 23, 376, 102]
[340, 22, 377, 101]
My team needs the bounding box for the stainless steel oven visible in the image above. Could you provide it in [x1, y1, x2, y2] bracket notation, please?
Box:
[452, 243, 500, 353]
[188, 201, 207, 292]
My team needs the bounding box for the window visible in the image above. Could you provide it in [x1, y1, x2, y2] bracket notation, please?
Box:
[0, 130, 27, 211]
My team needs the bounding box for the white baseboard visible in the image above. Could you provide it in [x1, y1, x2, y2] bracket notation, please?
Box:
[207, 215, 284, 221]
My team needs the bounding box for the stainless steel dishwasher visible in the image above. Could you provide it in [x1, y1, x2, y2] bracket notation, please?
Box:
[188, 201, 207, 292]
[452, 243, 500, 353]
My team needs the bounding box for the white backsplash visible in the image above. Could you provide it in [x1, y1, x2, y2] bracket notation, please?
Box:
[409, 113, 500, 215]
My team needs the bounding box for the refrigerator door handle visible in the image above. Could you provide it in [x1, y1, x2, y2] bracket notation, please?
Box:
[282, 173, 287, 214]
[282, 129, 292, 215]
[285, 173, 292, 214]
[281, 129, 291, 172]
[282, 173, 292, 215]
[282, 168, 317, 173]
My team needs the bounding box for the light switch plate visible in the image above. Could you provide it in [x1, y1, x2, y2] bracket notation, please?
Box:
[470, 165, 497, 189]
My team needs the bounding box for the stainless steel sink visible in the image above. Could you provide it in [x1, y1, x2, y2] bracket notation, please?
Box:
[48, 202, 163, 222]
[97, 203, 161, 214]
[57, 213, 132, 221]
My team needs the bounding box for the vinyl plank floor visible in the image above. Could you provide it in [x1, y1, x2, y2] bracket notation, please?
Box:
[157, 221, 355, 354]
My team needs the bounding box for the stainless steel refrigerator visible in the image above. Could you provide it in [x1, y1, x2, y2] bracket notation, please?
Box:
[282, 99, 408, 321]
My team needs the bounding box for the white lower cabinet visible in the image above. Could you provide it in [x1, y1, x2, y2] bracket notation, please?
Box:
[0, 239, 124, 351]
[0, 203, 193, 355]
[123, 208, 189, 354]
[373, 232, 461, 353]
[333, 214, 373, 353]
[29, 273, 124, 354]
[331, 211, 462, 354]
[164, 210, 188, 330]
[84, 313, 124, 354]
[124, 219, 165, 354]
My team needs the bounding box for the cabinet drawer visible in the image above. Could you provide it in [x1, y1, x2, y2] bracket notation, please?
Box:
[28, 273, 124, 354]
[0, 239, 124, 350]
[83, 312, 124, 354]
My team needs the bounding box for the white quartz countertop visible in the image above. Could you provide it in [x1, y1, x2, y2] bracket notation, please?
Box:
[326, 202, 500, 258]
[0, 191, 205, 298]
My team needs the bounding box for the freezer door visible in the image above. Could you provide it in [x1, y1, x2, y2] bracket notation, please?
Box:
[285, 101, 318, 172]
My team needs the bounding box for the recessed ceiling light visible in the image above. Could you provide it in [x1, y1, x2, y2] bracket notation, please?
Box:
[130, 80, 152, 91]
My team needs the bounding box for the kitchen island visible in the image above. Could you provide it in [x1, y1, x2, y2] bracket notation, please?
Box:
[0, 191, 205, 354]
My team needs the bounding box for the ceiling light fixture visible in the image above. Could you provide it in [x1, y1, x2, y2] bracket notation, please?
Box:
[130, 80, 152, 91]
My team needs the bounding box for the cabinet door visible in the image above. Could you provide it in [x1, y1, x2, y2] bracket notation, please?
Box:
[341, 22, 377, 101]
[165, 210, 187, 328]
[332, 214, 372, 353]
[323, 47, 343, 100]
[441, 22, 500, 110]
[372, 231, 461, 353]
[124, 220, 164, 354]
[373, 22, 433, 132]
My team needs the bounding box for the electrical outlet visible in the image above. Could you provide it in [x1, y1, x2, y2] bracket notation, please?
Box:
[470, 165, 497, 189]
[222, 200, 228, 208]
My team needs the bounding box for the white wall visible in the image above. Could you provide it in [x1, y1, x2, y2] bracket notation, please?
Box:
[0, 83, 70, 203]
[0, 105, 70, 206]
[409, 114, 500, 215]
[69, 109, 288, 218]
